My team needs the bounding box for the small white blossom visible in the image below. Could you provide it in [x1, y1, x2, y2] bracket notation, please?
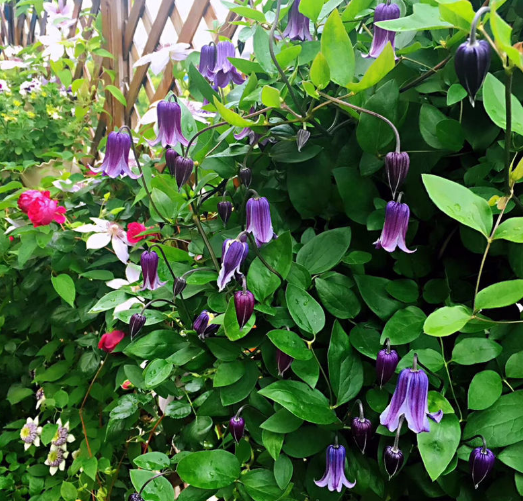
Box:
[75, 218, 129, 264]
[44, 445, 69, 475]
[134, 43, 192, 75]
[51, 418, 75, 447]
[20, 416, 42, 450]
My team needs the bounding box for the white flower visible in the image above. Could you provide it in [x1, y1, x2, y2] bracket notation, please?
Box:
[20, 78, 42, 96]
[106, 263, 145, 313]
[75, 218, 129, 263]
[134, 43, 192, 75]
[36, 387, 46, 409]
[5, 217, 28, 234]
[51, 418, 75, 447]
[38, 27, 75, 62]
[45, 445, 69, 475]
[20, 416, 42, 450]
[0, 79, 10, 92]
[179, 97, 215, 123]
[43, 0, 76, 30]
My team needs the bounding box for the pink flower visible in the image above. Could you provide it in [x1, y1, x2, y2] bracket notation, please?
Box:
[121, 380, 133, 390]
[127, 222, 147, 245]
[98, 330, 125, 353]
[27, 197, 66, 227]
[18, 190, 50, 213]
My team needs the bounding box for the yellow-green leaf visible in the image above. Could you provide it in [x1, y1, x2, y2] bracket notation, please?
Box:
[310, 52, 330, 89]
[261, 86, 281, 108]
[213, 97, 255, 127]
[347, 42, 395, 92]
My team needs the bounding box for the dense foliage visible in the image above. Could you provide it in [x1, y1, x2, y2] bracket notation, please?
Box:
[2, 0, 523, 500]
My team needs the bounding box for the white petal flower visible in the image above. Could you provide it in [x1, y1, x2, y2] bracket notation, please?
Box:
[134, 43, 192, 76]
[75, 218, 129, 263]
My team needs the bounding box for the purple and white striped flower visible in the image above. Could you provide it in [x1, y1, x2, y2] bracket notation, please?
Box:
[212, 41, 244, 88]
[234, 289, 255, 329]
[315, 444, 356, 492]
[51, 418, 75, 447]
[193, 310, 219, 340]
[90, 131, 140, 179]
[366, 2, 400, 59]
[282, 0, 313, 42]
[380, 358, 443, 434]
[148, 100, 189, 148]
[44, 445, 69, 476]
[218, 238, 249, 291]
[246, 197, 274, 247]
[374, 201, 415, 254]
[140, 250, 166, 291]
[199, 43, 217, 80]
[20, 416, 42, 450]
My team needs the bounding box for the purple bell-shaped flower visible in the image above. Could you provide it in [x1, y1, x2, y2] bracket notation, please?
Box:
[469, 436, 495, 489]
[234, 288, 254, 329]
[282, 0, 313, 42]
[165, 148, 179, 177]
[193, 310, 219, 340]
[173, 156, 194, 190]
[218, 200, 233, 226]
[314, 443, 356, 492]
[129, 313, 146, 338]
[376, 339, 400, 387]
[217, 236, 249, 291]
[198, 43, 217, 81]
[455, 39, 491, 107]
[385, 151, 410, 199]
[91, 131, 140, 179]
[351, 400, 373, 454]
[366, 2, 400, 59]
[140, 250, 167, 291]
[149, 100, 189, 148]
[246, 196, 274, 247]
[384, 445, 404, 479]
[229, 414, 245, 443]
[212, 41, 244, 88]
[374, 200, 415, 254]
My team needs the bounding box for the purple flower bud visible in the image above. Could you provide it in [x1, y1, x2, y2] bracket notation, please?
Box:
[218, 238, 249, 291]
[193, 310, 219, 340]
[90, 131, 140, 179]
[374, 201, 415, 254]
[218, 201, 233, 225]
[246, 197, 274, 247]
[366, 2, 400, 59]
[296, 129, 311, 152]
[239, 167, 252, 187]
[129, 494, 144, 501]
[455, 39, 491, 107]
[384, 445, 404, 479]
[234, 290, 255, 329]
[277, 349, 293, 376]
[173, 156, 194, 190]
[129, 313, 146, 338]
[229, 416, 245, 443]
[165, 148, 179, 177]
[351, 417, 373, 454]
[213, 41, 244, 88]
[140, 250, 166, 291]
[173, 276, 187, 296]
[470, 446, 495, 489]
[149, 100, 189, 148]
[385, 152, 410, 198]
[198, 43, 217, 80]
[376, 347, 399, 387]
[282, 0, 313, 42]
[315, 445, 356, 492]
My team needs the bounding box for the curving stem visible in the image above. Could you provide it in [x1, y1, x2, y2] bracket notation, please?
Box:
[392, 414, 405, 452]
[148, 243, 177, 282]
[385, 337, 391, 354]
[412, 353, 418, 371]
[469, 7, 490, 45]
[463, 434, 488, 453]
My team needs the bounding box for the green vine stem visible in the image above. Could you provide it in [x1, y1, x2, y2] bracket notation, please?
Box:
[439, 338, 464, 422]
[247, 232, 283, 281]
[504, 69, 514, 194]
[399, 55, 451, 94]
[191, 204, 220, 272]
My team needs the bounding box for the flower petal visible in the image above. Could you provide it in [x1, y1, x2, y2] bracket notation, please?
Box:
[86, 232, 111, 250]
[112, 236, 129, 263]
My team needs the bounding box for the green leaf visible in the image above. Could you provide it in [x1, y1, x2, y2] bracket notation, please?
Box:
[6, 385, 33, 405]
[499, 442, 523, 474]
[130, 470, 174, 501]
[188, 63, 219, 104]
[213, 361, 246, 387]
[494, 218, 523, 242]
[296, 227, 351, 274]
[341, 0, 374, 22]
[41, 423, 58, 446]
[315, 277, 360, 319]
[262, 430, 284, 460]
[274, 454, 293, 490]
[212, 96, 254, 127]
[229, 6, 266, 22]
[276, 45, 302, 68]
[220, 361, 260, 406]
[354, 275, 401, 320]
[51, 274, 76, 307]
[177, 451, 240, 489]
[164, 400, 192, 419]
[260, 408, 303, 433]
[447, 84, 467, 106]
[105, 84, 127, 106]
[452, 338, 502, 365]
[418, 414, 461, 481]
[420, 104, 464, 151]
[253, 26, 277, 75]
[321, 9, 355, 86]
[464, 391, 523, 447]
[143, 359, 173, 388]
[267, 329, 312, 361]
[438, 0, 474, 31]
[285, 284, 325, 335]
[347, 43, 395, 92]
[242, 469, 284, 501]
[125, 330, 185, 359]
[259, 380, 338, 424]
[134, 452, 170, 470]
[376, 4, 453, 31]
[261, 85, 281, 108]
[299, 0, 323, 22]
[381, 306, 426, 345]
[328, 321, 363, 406]
[424, 306, 472, 337]
[468, 370, 503, 410]
[483, 73, 523, 136]
[223, 297, 256, 341]
[310, 52, 330, 90]
[89, 290, 128, 314]
[506, 352, 523, 378]
[110, 395, 139, 419]
[61, 482, 77, 501]
[422, 174, 493, 236]
[385, 279, 419, 303]
[476, 280, 523, 310]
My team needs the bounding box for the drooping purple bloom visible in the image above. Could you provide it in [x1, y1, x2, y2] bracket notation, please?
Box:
[172, 156, 194, 190]
[165, 148, 179, 177]
[239, 167, 252, 188]
[217, 238, 249, 291]
[315, 445, 356, 492]
[90, 131, 140, 179]
[376, 346, 399, 387]
[173, 276, 187, 296]
[213, 41, 244, 88]
[148, 100, 189, 148]
[380, 366, 443, 434]
[282, 0, 313, 42]
[277, 349, 293, 376]
[455, 39, 491, 107]
[366, 2, 400, 59]
[193, 310, 219, 340]
[129, 313, 146, 338]
[218, 201, 233, 225]
[374, 201, 415, 254]
[229, 416, 245, 443]
[385, 152, 410, 198]
[470, 445, 495, 489]
[384, 445, 404, 479]
[234, 290, 255, 329]
[198, 43, 217, 80]
[246, 197, 274, 247]
[140, 250, 166, 291]
[351, 417, 373, 454]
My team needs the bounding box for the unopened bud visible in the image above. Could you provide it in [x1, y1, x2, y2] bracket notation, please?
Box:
[296, 129, 311, 152]
[239, 167, 252, 188]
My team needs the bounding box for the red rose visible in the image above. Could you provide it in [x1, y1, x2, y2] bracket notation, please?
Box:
[127, 222, 148, 245]
[98, 330, 125, 353]
[18, 190, 50, 213]
[27, 196, 66, 227]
